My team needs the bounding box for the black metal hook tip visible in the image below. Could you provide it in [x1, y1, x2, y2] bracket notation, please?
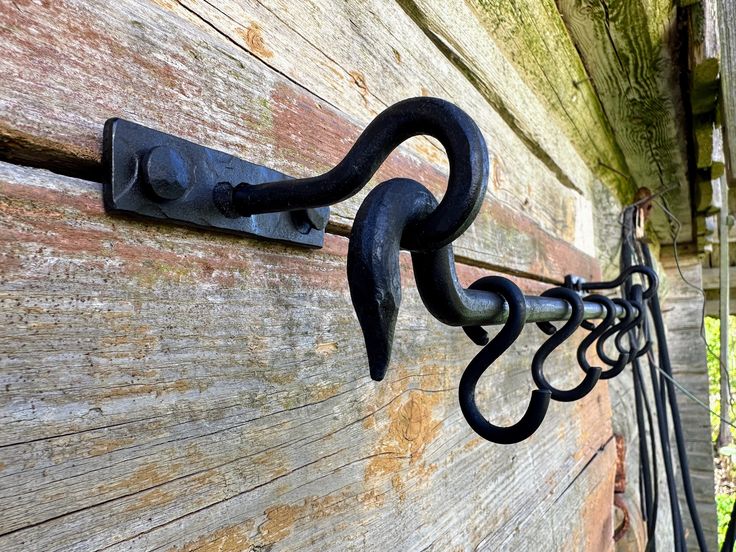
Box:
[347, 178, 438, 381]
[463, 325, 490, 346]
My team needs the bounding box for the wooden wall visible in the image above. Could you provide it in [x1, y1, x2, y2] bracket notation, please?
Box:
[661, 253, 718, 550]
[0, 0, 688, 550]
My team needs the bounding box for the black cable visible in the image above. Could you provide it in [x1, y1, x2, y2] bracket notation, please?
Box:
[636, 352, 661, 549]
[621, 212, 686, 550]
[633, 354, 654, 520]
[642, 242, 710, 552]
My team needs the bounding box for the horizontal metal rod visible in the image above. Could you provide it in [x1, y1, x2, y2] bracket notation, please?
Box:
[410, 247, 627, 328]
[433, 290, 626, 326]
[521, 294, 625, 325]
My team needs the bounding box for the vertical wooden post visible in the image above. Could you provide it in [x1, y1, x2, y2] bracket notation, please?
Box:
[717, 176, 732, 450]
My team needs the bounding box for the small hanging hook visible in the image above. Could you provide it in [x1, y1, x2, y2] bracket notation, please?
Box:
[622, 284, 651, 359]
[531, 287, 601, 402]
[577, 295, 616, 378]
[594, 298, 634, 379]
[458, 276, 551, 444]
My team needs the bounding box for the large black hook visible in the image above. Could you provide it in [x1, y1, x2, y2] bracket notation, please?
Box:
[223, 97, 489, 249]
[577, 295, 616, 378]
[347, 178, 435, 380]
[458, 276, 551, 444]
[531, 288, 601, 402]
[348, 178, 503, 380]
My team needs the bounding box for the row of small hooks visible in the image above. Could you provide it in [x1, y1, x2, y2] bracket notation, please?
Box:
[457, 266, 657, 444]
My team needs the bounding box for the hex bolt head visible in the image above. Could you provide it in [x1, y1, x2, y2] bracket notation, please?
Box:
[291, 207, 330, 234]
[142, 146, 191, 201]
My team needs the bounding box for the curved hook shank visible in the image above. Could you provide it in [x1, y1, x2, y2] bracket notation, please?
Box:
[458, 277, 550, 444]
[595, 298, 633, 379]
[577, 295, 615, 375]
[628, 284, 652, 359]
[232, 97, 489, 249]
[411, 247, 508, 342]
[531, 288, 601, 402]
[347, 179, 436, 381]
[581, 265, 659, 299]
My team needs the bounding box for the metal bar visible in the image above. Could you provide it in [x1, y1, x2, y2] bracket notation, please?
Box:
[481, 293, 627, 326]
[408, 244, 627, 328]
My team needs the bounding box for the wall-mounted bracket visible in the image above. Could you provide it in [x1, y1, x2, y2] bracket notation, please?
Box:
[103, 119, 329, 248]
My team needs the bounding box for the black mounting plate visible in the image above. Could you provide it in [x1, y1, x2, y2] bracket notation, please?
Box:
[103, 119, 329, 248]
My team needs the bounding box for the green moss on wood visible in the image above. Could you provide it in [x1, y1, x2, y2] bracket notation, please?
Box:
[469, 0, 634, 202]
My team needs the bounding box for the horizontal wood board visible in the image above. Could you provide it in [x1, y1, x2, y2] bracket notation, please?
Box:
[0, 0, 620, 282]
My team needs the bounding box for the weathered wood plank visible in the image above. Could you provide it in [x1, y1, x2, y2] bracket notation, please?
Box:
[0, 0, 605, 282]
[700, 267, 735, 290]
[0, 162, 614, 550]
[659, 252, 718, 550]
[716, 0, 736, 178]
[557, 0, 693, 244]
[177, 0, 596, 196]
[476, 438, 616, 551]
[468, 0, 633, 199]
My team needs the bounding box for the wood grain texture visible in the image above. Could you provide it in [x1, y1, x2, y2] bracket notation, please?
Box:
[0, 161, 616, 550]
[468, 0, 633, 199]
[0, 0, 613, 282]
[716, 0, 736, 178]
[556, 0, 693, 244]
[701, 266, 736, 290]
[181, 0, 594, 194]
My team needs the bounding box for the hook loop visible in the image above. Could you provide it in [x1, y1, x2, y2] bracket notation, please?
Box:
[594, 298, 634, 379]
[230, 97, 489, 250]
[577, 295, 616, 377]
[578, 265, 659, 299]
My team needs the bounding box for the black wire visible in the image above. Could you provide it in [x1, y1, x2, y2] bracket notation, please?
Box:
[636, 350, 661, 550]
[621, 211, 686, 550]
[633, 356, 657, 549]
[642, 242, 710, 552]
[633, 354, 654, 516]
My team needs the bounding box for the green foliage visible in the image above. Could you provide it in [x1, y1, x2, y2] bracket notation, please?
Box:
[706, 315, 736, 547]
[705, 316, 736, 442]
[716, 493, 735, 549]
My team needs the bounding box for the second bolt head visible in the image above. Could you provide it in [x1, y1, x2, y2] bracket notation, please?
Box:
[143, 146, 191, 201]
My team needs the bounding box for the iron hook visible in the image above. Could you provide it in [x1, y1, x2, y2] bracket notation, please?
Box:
[623, 284, 652, 359]
[458, 276, 551, 444]
[594, 298, 634, 379]
[224, 97, 489, 250]
[531, 287, 601, 402]
[577, 265, 659, 299]
[577, 295, 616, 378]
